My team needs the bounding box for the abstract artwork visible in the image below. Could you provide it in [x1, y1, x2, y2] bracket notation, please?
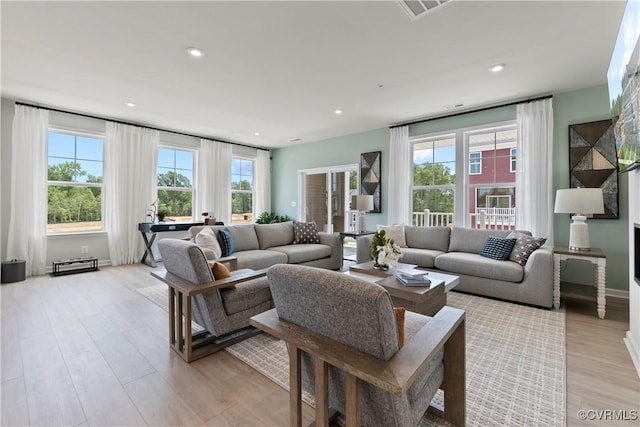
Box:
[360, 151, 381, 213]
[568, 119, 619, 219]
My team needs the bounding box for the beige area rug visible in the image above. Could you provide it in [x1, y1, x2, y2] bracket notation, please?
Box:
[136, 285, 566, 426]
[135, 284, 205, 333]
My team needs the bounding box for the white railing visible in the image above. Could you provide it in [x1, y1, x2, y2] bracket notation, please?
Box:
[470, 207, 516, 230]
[412, 209, 453, 227]
[412, 207, 516, 230]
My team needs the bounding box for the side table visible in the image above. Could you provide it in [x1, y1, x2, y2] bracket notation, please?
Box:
[553, 246, 606, 318]
[339, 230, 375, 263]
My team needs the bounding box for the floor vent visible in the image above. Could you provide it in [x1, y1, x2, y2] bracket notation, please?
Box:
[398, 0, 449, 20]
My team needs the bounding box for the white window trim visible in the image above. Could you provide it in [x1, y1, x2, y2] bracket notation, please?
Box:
[469, 152, 482, 175]
[510, 147, 517, 173]
[157, 145, 196, 220]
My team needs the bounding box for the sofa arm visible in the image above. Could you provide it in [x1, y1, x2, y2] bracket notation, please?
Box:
[356, 235, 374, 263]
[318, 232, 343, 268]
[519, 245, 554, 307]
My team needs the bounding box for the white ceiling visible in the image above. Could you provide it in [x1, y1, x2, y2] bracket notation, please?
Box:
[1, 1, 626, 149]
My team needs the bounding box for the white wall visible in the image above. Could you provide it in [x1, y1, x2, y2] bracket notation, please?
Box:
[625, 170, 640, 377]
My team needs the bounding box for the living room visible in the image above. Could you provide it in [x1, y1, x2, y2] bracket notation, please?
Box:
[1, 1, 639, 426]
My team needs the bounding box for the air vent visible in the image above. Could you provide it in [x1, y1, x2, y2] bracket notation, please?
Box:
[398, 0, 449, 20]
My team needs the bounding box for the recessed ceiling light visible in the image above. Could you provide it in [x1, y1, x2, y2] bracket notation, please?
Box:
[444, 103, 464, 109]
[489, 63, 505, 73]
[334, 109, 343, 115]
[253, 132, 261, 136]
[186, 47, 204, 58]
[125, 102, 136, 107]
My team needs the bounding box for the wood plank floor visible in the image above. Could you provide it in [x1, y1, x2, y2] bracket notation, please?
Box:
[1, 264, 638, 426]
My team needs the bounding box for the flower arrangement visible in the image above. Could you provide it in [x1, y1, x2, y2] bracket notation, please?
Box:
[371, 229, 403, 270]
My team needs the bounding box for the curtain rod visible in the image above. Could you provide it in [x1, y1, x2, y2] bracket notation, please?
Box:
[15, 101, 271, 152]
[388, 94, 553, 129]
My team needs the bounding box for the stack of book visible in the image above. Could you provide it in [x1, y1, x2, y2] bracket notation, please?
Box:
[394, 270, 432, 287]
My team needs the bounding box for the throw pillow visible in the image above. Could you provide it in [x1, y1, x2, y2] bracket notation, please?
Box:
[480, 236, 517, 261]
[217, 228, 235, 257]
[293, 221, 320, 244]
[393, 307, 405, 348]
[377, 224, 407, 247]
[207, 261, 234, 287]
[507, 231, 547, 266]
[195, 227, 222, 259]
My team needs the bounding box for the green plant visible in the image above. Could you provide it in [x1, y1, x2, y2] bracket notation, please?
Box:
[256, 211, 292, 224]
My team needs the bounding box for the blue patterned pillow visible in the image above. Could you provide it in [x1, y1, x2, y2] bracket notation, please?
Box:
[480, 236, 517, 261]
[217, 228, 235, 256]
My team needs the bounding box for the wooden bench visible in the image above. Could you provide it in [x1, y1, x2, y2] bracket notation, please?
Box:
[52, 257, 98, 276]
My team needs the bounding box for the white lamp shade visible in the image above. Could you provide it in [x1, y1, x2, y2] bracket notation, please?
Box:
[554, 188, 604, 215]
[356, 195, 374, 212]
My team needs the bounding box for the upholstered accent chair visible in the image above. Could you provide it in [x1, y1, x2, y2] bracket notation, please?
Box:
[154, 238, 273, 362]
[252, 264, 466, 426]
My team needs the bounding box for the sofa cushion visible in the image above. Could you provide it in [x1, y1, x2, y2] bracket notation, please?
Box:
[225, 224, 260, 252]
[480, 236, 517, 261]
[448, 227, 512, 254]
[507, 231, 547, 266]
[217, 229, 235, 256]
[195, 227, 222, 259]
[377, 224, 407, 247]
[435, 252, 524, 283]
[234, 250, 288, 270]
[404, 226, 450, 252]
[268, 244, 332, 264]
[220, 276, 271, 315]
[396, 247, 445, 268]
[293, 221, 320, 244]
[255, 221, 295, 249]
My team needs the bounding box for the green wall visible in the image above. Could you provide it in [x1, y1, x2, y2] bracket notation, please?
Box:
[553, 85, 629, 291]
[272, 84, 630, 292]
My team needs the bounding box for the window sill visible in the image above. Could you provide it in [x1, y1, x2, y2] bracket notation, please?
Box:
[47, 231, 108, 240]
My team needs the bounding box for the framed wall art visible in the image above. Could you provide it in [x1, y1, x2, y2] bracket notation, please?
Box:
[360, 151, 381, 213]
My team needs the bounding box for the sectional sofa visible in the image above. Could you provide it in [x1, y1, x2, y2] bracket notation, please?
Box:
[188, 221, 342, 271]
[357, 226, 553, 308]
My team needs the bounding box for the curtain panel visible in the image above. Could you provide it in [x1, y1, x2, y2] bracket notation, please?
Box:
[7, 105, 49, 276]
[388, 126, 411, 225]
[516, 98, 554, 242]
[254, 149, 271, 217]
[104, 122, 159, 265]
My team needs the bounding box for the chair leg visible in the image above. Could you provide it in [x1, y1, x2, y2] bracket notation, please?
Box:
[444, 319, 466, 426]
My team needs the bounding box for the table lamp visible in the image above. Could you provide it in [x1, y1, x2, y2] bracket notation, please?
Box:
[355, 195, 374, 233]
[554, 188, 604, 251]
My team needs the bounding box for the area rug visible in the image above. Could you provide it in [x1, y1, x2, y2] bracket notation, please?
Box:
[226, 292, 566, 427]
[135, 284, 205, 333]
[136, 284, 566, 426]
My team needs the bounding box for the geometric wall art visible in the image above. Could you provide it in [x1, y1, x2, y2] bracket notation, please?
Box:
[360, 151, 381, 213]
[568, 119, 619, 219]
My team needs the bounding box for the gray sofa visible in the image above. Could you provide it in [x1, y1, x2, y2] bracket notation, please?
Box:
[357, 226, 553, 308]
[189, 221, 342, 271]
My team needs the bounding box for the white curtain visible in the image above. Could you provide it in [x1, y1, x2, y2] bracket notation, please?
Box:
[516, 98, 554, 241]
[104, 122, 159, 265]
[254, 149, 271, 216]
[203, 140, 232, 225]
[387, 125, 411, 225]
[6, 105, 49, 276]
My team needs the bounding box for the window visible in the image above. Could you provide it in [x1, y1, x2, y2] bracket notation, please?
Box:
[47, 130, 104, 233]
[412, 135, 456, 226]
[232, 157, 254, 223]
[469, 152, 482, 175]
[157, 147, 194, 221]
[510, 148, 517, 172]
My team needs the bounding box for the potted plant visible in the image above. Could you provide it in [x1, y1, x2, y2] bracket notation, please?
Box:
[157, 209, 168, 222]
[370, 229, 403, 270]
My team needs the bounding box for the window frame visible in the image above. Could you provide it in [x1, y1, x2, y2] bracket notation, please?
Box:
[469, 152, 482, 175]
[156, 145, 196, 221]
[231, 156, 256, 224]
[47, 127, 105, 235]
[510, 147, 517, 173]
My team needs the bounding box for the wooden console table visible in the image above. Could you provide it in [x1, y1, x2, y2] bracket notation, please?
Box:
[138, 222, 204, 267]
[553, 246, 606, 318]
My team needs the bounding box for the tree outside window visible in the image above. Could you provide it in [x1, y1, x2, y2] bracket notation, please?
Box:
[157, 147, 194, 221]
[48, 131, 103, 233]
[232, 157, 254, 223]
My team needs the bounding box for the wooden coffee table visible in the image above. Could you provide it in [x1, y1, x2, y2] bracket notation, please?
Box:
[347, 261, 460, 316]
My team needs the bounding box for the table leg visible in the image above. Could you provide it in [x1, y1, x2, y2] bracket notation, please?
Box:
[553, 254, 561, 310]
[140, 231, 158, 267]
[596, 258, 606, 319]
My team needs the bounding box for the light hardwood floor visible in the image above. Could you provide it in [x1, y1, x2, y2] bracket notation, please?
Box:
[1, 264, 638, 426]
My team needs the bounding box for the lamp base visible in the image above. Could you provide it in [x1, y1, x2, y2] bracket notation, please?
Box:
[357, 212, 367, 233]
[568, 215, 591, 251]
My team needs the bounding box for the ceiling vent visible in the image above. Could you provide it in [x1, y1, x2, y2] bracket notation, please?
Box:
[398, 0, 449, 20]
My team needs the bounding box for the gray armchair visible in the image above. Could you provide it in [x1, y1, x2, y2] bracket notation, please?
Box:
[252, 264, 466, 426]
[153, 238, 273, 362]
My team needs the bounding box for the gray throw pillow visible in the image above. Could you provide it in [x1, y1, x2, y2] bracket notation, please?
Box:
[507, 231, 547, 266]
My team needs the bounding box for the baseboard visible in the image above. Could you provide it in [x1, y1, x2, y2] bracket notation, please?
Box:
[624, 331, 640, 379]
